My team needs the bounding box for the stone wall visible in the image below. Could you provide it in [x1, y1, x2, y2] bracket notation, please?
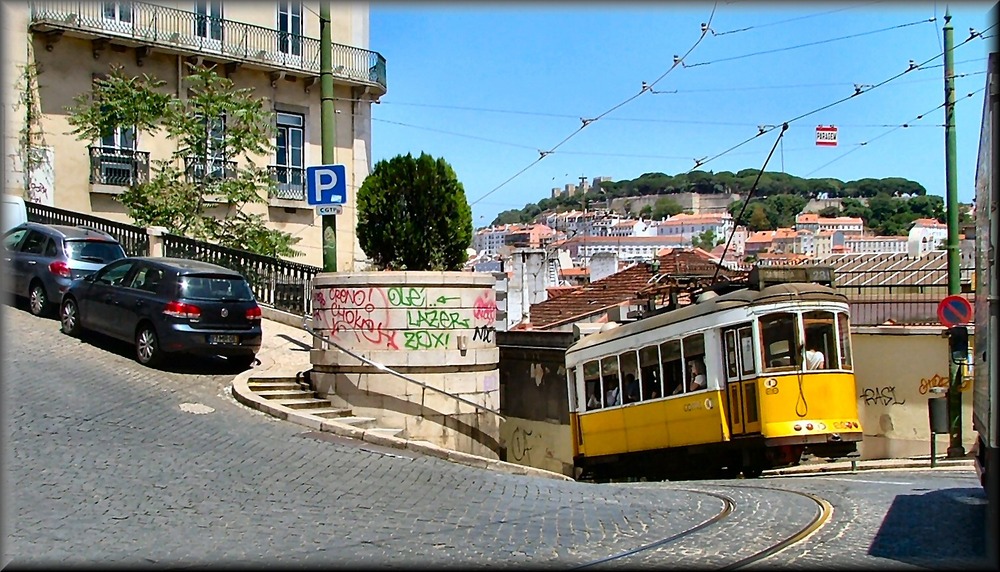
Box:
[309, 271, 502, 458]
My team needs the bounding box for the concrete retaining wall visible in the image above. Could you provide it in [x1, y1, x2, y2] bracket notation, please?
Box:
[309, 271, 502, 458]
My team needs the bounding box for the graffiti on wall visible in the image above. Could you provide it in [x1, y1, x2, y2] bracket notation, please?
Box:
[859, 386, 906, 407]
[918, 373, 972, 395]
[313, 285, 496, 351]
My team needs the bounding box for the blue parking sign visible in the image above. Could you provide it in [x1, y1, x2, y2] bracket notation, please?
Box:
[306, 164, 347, 205]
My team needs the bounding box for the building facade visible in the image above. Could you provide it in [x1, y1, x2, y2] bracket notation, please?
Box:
[2, 0, 386, 269]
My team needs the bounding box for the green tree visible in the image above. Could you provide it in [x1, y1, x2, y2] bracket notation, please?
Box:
[66, 63, 300, 257]
[748, 204, 771, 231]
[652, 196, 684, 219]
[818, 206, 841, 217]
[692, 228, 723, 251]
[357, 152, 473, 270]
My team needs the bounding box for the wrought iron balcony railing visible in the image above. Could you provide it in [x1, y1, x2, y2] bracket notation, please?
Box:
[29, 0, 387, 94]
[184, 156, 237, 183]
[88, 146, 150, 187]
[268, 165, 305, 201]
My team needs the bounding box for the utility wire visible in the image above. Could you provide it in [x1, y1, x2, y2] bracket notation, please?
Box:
[686, 22, 995, 174]
[709, 1, 883, 36]
[712, 123, 788, 282]
[686, 18, 936, 67]
[468, 3, 720, 208]
[804, 86, 987, 177]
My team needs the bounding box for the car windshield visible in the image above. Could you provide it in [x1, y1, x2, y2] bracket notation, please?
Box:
[64, 240, 126, 264]
[179, 275, 255, 301]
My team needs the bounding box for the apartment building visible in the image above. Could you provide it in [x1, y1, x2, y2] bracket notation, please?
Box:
[654, 212, 734, 241]
[794, 213, 864, 235]
[844, 235, 908, 255]
[560, 235, 688, 266]
[472, 223, 555, 257]
[2, 0, 385, 269]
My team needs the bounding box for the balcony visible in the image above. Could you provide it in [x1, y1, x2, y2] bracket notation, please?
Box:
[29, 0, 387, 96]
[268, 165, 305, 201]
[184, 155, 237, 183]
[88, 146, 150, 188]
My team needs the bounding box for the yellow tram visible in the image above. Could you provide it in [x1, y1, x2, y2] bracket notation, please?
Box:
[564, 278, 863, 480]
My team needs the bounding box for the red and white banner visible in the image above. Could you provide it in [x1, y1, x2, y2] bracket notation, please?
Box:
[816, 125, 838, 146]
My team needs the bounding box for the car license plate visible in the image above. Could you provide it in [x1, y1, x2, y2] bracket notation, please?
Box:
[210, 334, 239, 344]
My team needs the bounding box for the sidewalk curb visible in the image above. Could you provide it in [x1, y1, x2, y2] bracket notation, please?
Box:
[230, 367, 573, 482]
[764, 458, 974, 476]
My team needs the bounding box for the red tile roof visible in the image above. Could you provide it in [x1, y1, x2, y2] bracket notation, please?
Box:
[527, 249, 734, 329]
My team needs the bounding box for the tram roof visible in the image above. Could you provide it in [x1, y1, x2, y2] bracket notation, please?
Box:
[566, 282, 846, 356]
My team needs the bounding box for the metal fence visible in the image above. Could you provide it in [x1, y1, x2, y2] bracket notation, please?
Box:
[161, 233, 319, 315]
[834, 267, 976, 326]
[25, 201, 150, 256]
[24, 201, 320, 315]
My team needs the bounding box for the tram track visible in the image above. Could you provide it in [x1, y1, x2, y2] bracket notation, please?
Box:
[572, 484, 832, 569]
[572, 489, 736, 569]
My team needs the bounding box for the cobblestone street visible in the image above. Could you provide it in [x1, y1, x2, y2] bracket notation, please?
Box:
[3, 305, 991, 568]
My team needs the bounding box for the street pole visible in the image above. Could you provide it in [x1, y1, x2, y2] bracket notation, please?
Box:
[943, 10, 965, 457]
[320, 0, 337, 272]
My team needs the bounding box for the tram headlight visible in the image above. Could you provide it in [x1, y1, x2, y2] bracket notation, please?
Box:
[794, 423, 802, 431]
[764, 378, 778, 388]
[806, 423, 814, 431]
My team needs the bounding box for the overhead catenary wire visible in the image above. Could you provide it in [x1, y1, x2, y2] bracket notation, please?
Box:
[685, 18, 936, 68]
[684, 21, 996, 174]
[804, 86, 987, 177]
[711, 123, 788, 283]
[467, 2, 720, 208]
[707, 0, 884, 36]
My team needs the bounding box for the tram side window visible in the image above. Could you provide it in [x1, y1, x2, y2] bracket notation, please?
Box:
[620, 351, 640, 403]
[761, 313, 799, 371]
[660, 339, 683, 396]
[639, 345, 662, 400]
[601, 356, 621, 407]
[838, 313, 853, 370]
[682, 333, 707, 392]
[583, 360, 603, 410]
[803, 310, 838, 370]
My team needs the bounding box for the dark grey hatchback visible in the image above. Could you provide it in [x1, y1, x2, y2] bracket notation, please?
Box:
[59, 257, 262, 368]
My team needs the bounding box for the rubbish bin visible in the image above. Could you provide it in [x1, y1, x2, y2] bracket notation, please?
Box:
[929, 396, 949, 434]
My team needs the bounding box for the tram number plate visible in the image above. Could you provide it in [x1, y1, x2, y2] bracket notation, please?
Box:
[209, 334, 239, 344]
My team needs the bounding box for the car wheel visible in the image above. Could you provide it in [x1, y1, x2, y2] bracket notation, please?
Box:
[135, 324, 162, 367]
[28, 281, 50, 317]
[60, 297, 83, 336]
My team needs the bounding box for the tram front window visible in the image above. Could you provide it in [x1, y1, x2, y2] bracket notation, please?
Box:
[761, 312, 800, 371]
[803, 310, 838, 370]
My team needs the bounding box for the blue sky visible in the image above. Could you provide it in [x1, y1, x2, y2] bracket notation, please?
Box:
[369, 2, 997, 227]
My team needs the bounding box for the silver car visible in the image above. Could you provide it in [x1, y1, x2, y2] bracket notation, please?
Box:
[3, 222, 127, 316]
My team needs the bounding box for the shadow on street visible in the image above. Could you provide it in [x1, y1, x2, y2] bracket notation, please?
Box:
[869, 486, 989, 569]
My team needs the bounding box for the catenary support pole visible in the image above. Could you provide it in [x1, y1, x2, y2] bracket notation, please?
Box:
[943, 10, 965, 457]
[320, 0, 337, 271]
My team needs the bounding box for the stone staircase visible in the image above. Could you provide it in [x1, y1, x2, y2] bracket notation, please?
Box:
[245, 376, 405, 439]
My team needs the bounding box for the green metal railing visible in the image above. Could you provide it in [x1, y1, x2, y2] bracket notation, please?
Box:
[29, 0, 386, 92]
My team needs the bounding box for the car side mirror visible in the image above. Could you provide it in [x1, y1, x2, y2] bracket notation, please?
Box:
[84, 274, 96, 282]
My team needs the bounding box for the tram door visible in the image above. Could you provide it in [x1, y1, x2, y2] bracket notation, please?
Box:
[723, 324, 761, 435]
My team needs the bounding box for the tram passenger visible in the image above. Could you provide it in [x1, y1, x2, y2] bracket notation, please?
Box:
[804, 342, 825, 370]
[645, 370, 660, 400]
[687, 360, 707, 392]
[605, 379, 621, 406]
[586, 390, 601, 410]
[624, 373, 640, 403]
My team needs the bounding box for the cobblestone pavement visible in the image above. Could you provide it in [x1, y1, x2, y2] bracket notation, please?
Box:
[3, 305, 993, 568]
